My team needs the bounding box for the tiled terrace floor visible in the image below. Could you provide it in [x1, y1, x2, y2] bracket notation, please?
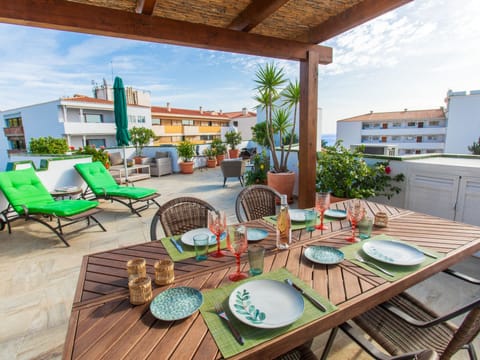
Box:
[0, 167, 478, 359]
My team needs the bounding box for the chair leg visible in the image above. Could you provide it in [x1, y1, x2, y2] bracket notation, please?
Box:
[90, 215, 107, 232]
[320, 327, 339, 360]
[223, 178, 227, 187]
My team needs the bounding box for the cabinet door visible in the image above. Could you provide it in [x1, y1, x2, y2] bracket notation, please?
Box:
[406, 173, 459, 220]
[456, 177, 480, 226]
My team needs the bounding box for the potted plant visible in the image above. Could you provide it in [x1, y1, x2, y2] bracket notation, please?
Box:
[253, 62, 300, 202]
[316, 141, 405, 201]
[224, 130, 242, 159]
[176, 140, 195, 174]
[130, 126, 156, 164]
[211, 138, 226, 166]
[203, 147, 217, 168]
[73, 145, 110, 168]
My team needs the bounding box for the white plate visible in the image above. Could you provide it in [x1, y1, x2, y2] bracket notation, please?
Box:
[304, 246, 344, 264]
[247, 228, 268, 242]
[228, 279, 304, 329]
[289, 209, 306, 222]
[362, 240, 425, 266]
[181, 228, 217, 246]
[324, 209, 347, 219]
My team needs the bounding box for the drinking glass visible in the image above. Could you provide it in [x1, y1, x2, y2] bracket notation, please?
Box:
[346, 200, 365, 242]
[227, 225, 248, 281]
[208, 210, 227, 257]
[315, 192, 331, 230]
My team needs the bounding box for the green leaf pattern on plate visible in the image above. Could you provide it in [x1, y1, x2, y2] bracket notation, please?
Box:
[233, 289, 266, 324]
[365, 246, 395, 263]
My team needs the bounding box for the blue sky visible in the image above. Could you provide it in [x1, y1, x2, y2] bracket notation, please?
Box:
[0, 0, 479, 134]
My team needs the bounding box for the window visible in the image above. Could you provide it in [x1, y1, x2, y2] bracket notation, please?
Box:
[392, 122, 401, 128]
[200, 135, 214, 140]
[372, 136, 380, 142]
[406, 136, 415, 141]
[128, 115, 136, 123]
[407, 121, 416, 127]
[86, 139, 106, 148]
[172, 136, 182, 142]
[391, 136, 400, 141]
[182, 120, 194, 126]
[429, 120, 440, 126]
[362, 123, 370, 129]
[233, 121, 238, 127]
[9, 138, 26, 150]
[152, 118, 160, 125]
[372, 123, 381, 128]
[5, 116, 22, 127]
[84, 114, 103, 123]
[137, 116, 146, 124]
[172, 120, 182, 126]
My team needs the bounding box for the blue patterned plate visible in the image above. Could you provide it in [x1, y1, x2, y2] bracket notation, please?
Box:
[228, 279, 304, 329]
[150, 287, 203, 321]
[362, 240, 425, 266]
[324, 209, 347, 219]
[304, 246, 344, 264]
[247, 228, 269, 242]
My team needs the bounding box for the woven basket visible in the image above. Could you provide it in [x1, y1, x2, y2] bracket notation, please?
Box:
[128, 276, 153, 305]
[154, 259, 175, 285]
[126, 258, 147, 280]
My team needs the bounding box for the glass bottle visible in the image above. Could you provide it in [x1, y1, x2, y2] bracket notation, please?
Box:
[276, 194, 291, 249]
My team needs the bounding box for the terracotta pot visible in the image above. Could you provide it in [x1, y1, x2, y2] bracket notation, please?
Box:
[179, 161, 194, 174]
[134, 156, 146, 164]
[206, 158, 216, 168]
[228, 149, 240, 159]
[216, 154, 225, 166]
[267, 171, 295, 204]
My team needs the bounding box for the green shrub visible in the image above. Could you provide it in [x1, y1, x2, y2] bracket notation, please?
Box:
[130, 126, 156, 157]
[73, 145, 109, 167]
[29, 136, 69, 154]
[245, 150, 270, 185]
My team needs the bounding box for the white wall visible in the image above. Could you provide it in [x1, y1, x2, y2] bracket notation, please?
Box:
[445, 91, 480, 154]
[336, 121, 362, 147]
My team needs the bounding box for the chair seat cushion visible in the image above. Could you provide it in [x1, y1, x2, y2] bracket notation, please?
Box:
[102, 186, 157, 199]
[27, 199, 99, 217]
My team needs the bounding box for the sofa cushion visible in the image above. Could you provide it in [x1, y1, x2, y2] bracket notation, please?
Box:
[109, 152, 123, 166]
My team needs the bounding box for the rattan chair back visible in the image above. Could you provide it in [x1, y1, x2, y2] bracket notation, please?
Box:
[235, 185, 281, 223]
[150, 197, 216, 240]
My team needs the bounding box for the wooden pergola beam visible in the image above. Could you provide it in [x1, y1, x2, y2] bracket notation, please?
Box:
[135, 0, 157, 16]
[228, 0, 291, 32]
[0, 0, 332, 63]
[298, 50, 319, 209]
[307, 0, 413, 43]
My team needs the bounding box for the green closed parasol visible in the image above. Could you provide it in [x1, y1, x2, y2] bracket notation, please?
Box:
[113, 76, 131, 181]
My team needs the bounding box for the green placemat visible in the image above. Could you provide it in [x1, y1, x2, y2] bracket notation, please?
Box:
[263, 212, 332, 231]
[160, 235, 226, 262]
[341, 234, 443, 282]
[199, 267, 337, 358]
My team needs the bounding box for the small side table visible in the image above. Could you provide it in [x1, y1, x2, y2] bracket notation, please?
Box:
[50, 186, 82, 200]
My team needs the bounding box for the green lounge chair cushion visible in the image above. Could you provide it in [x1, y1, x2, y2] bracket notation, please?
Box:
[0, 167, 98, 216]
[74, 162, 157, 199]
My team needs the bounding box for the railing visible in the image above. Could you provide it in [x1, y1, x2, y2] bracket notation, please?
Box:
[3, 126, 24, 136]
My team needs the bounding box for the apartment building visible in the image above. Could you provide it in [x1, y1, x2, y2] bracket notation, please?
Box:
[224, 108, 256, 141]
[1, 85, 151, 153]
[151, 103, 231, 145]
[337, 108, 447, 155]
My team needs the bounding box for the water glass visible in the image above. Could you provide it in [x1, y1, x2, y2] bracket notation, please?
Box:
[248, 245, 265, 276]
[193, 233, 209, 261]
[304, 209, 317, 232]
[358, 216, 373, 240]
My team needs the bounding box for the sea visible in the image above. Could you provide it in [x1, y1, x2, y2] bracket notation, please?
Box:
[322, 134, 336, 146]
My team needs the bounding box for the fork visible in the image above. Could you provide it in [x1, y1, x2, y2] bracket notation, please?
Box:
[355, 252, 394, 277]
[214, 303, 244, 345]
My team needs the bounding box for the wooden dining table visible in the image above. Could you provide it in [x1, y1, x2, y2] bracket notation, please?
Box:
[63, 200, 480, 359]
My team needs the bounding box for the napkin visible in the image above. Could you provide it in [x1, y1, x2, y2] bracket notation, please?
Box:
[160, 234, 226, 262]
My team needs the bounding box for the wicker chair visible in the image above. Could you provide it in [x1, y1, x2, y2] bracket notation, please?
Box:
[321, 270, 480, 360]
[150, 197, 216, 240]
[235, 184, 281, 223]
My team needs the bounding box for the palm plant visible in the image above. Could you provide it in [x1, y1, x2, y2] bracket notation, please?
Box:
[253, 62, 299, 173]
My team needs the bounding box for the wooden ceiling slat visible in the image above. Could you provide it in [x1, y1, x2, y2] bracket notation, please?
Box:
[0, 0, 332, 63]
[135, 0, 157, 15]
[228, 0, 291, 32]
[307, 0, 413, 43]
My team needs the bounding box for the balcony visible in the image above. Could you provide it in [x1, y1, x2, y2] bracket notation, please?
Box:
[361, 127, 447, 136]
[3, 126, 24, 136]
[63, 122, 116, 135]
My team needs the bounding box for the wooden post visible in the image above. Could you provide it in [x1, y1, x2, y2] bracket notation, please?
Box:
[298, 50, 319, 208]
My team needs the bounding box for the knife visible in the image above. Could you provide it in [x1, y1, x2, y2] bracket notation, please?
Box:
[170, 237, 183, 253]
[420, 249, 438, 259]
[284, 279, 326, 312]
